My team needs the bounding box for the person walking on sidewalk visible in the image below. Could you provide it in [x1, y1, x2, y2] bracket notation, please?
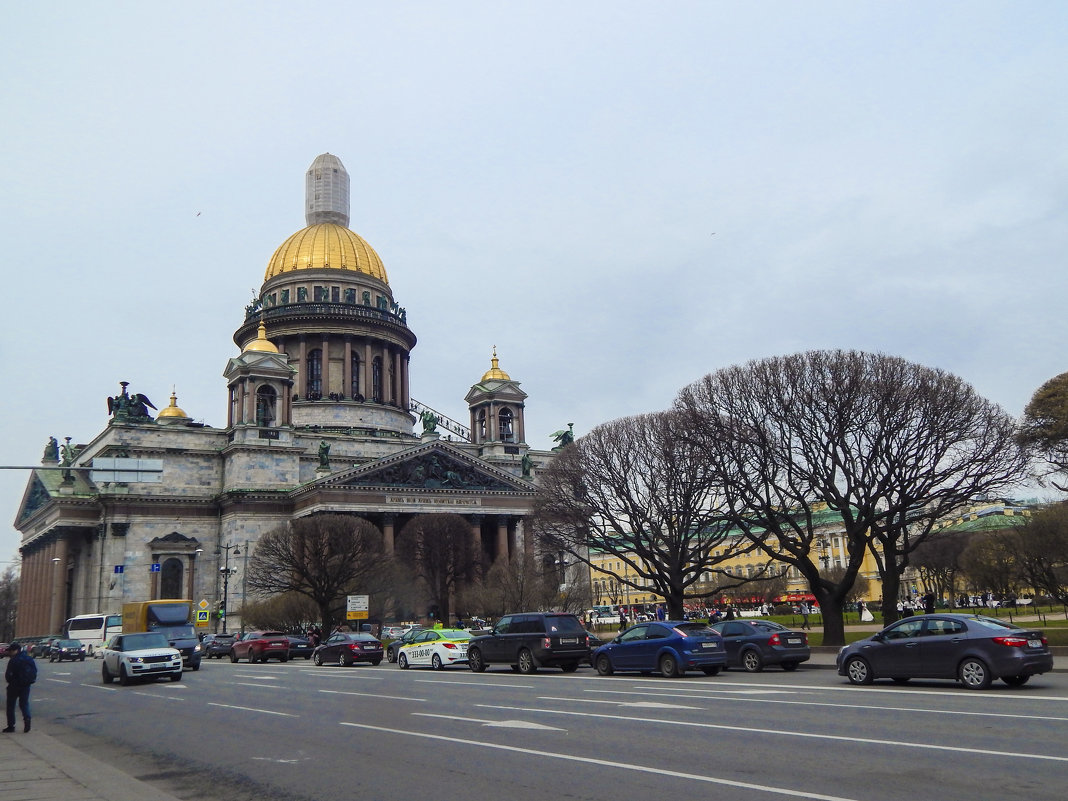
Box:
[4, 642, 37, 733]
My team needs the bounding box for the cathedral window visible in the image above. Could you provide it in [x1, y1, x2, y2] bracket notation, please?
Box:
[499, 408, 514, 442]
[307, 350, 322, 398]
[160, 557, 183, 599]
[371, 357, 383, 403]
[350, 353, 361, 399]
[344, 288, 356, 304]
[255, 385, 277, 426]
[297, 287, 308, 302]
[478, 409, 487, 440]
[314, 285, 327, 302]
[280, 289, 290, 304]
[331, 286, 340, 303]
[362, 291, 371, 305]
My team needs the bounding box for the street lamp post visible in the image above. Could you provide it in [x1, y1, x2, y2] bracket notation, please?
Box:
[49, 557, 61, 634]
[240, 540, 249, 635]
[217, 543, 240, 635]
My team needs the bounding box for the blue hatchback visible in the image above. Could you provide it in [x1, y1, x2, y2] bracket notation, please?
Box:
[592, 621, 727, 677]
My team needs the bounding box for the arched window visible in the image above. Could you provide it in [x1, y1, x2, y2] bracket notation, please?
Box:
[371, 357, 382, 403]
[350, 353, 361, 400]
[499, 408, 514, 442]
[255, 385, 277, 426]
[477, 409, 487, 440]
[160, 557, 183, 599]
[306, 349, 322, 398]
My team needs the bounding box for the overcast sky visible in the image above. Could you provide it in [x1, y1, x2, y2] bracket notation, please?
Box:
[2, 2, 1067, 564]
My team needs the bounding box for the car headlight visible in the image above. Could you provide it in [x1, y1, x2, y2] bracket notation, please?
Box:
[129, 656, 144, 664]
[193, 644, 202, 653]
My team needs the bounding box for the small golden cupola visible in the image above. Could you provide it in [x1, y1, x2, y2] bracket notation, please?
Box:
[156, 389, 191, 425]
[481, 346, 511, 381]
[243, 320, 279, 354]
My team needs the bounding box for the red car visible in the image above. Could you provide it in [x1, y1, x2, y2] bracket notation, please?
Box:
[229, 631, 290, 663]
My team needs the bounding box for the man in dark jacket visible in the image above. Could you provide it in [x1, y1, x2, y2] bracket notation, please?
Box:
[4, 642, 36, 733]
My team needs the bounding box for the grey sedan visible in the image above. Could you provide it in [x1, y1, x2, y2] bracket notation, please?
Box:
[837, 613, 1053, 690]
[710, 619, 810, 672]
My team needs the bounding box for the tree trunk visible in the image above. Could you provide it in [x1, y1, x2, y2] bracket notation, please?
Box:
[815, 594, 846, 646]
[879, 569, 902, 625]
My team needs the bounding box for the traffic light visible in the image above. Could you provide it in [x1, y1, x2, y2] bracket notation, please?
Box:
[218, 603, 226, 619]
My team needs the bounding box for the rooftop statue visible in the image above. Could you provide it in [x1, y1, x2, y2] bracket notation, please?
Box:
[107, 382, 156, 422]
[551, 422, 575, 450]
[421, 410, 439, 434]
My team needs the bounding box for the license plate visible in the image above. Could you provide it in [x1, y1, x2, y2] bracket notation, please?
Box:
[560, 637, 578, 644]
[1028, 639, 1042, 648]
[785, 637, 801, 645]
[701, 642, 718, 649]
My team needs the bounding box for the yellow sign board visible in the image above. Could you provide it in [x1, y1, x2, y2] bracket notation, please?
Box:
[346, 610, 369, 620]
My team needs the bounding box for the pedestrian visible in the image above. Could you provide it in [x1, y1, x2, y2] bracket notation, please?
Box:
[800, 602, 811, 630]
[4, 642, 37, 733]
[923, 593, 935, 614]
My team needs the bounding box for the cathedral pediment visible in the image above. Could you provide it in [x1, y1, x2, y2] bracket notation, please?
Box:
[320, 442, 533, 494]
[17, 475, 52, 523]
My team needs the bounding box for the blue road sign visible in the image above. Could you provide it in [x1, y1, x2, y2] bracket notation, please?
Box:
[150, 563, 161, 573]
[114, 565, 124, 574]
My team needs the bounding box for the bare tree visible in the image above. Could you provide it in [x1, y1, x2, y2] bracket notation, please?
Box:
[1018, 371, 1068, 489]
[240, 591, 320, 633]
[0, 562, 18, 642]
[678, 350, 1027, 644]
[1012, 503, 1068, 604]
[911, 530, 969, 607]
[960, 529, 1022, 601]
[246, 514, 388, 634]
[463, 550, 559, 621]
[533, 410, 762, 619]
[396, 513, 474, 626]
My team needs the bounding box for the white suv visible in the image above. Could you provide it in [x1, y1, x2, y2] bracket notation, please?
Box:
[101, 632, 183, 685]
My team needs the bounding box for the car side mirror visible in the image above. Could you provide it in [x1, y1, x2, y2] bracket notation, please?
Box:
[872, 632, 885, 642]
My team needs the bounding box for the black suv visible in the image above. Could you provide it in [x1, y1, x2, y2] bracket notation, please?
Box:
[467, 612, 590, 674]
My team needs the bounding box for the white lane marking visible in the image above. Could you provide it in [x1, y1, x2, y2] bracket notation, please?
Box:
[235, 682, 283, 689]
[297, 670, 382, 679]
[478, 704, 1068, 763]
[575, 689, 1068, 723]
[207, 702, 297, 717]
[44, 677, 73, 684]
[414, 680, 534, 689]
[132, 691, 185, 701]
[251, 757, 309, 763]
[231, 673, 284, 680]
[319, 689, 425, 702]
[340, 721, 861, 801]
[415, 713, 564, 731]
[698, 680, 1068, 702]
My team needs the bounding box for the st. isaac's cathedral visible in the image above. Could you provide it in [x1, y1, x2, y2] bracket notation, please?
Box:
[14, 154, 560, 636]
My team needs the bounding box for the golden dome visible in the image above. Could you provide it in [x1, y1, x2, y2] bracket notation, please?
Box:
[481, 347, 511, 381]
[156, 390, 190, 420]
[243, 321, 280, 353]
[264, 222, 388, 284]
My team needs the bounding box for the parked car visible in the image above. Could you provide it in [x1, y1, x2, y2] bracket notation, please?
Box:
[0, 642, 7, 657]
[592, 621, 727, 677]
[381, 624, 418, 640]
[467, 612, 591, 674]
[201, 633, 237, 658]
[32, 637, 61, 659]
[101, 632, 183, 685]
[386, 626, 425, 663]
[286, 634, 315, 660]
[230, 631, 290, 663]
[710, 619, 810, 672]
[837, 613, 1054, 690]
[397, 629, 471, 670]
[312, 632, 383, 666]
[49, 639, 87, 662]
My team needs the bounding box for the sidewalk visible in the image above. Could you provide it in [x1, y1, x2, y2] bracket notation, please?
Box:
[0, 723, 184, 801]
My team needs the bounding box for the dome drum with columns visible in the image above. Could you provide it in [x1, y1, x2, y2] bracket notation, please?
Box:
[12, 154, 561, 639]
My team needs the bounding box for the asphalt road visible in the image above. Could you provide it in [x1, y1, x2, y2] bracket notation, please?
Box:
[32, 655, 1068, 801]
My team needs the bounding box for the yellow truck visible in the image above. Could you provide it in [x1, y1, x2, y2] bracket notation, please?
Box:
[121, 600, 202, 669]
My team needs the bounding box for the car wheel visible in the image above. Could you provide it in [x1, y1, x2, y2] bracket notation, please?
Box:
[101, 662, 114, 684]
[844, 656, 873, 685]
[468, 648, 486, 673]
[781, 662, 798, 672]
[229, 650, 238, 663]
[387, 648, 397, 664]
[1002, 674, 1030, 687]
[741, 650, 764, 673]
[517, 649, 538, 674]
[313, 651, 324, 666]
[170, 672, 182, 682]
[191, 662, 200, 671]
[959, 657, 992, 690]
[370, 658, 382, 666]
[119, 665, 131, 686]
[80, 656, 86, 662]
[701, 666, 721, 676]
[430, 653, 444, 670]
[398, 652, 409, 670]
[595, 654, 614, 676]
[340, 650, 353, 667]
[659, 653, 680, 678]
